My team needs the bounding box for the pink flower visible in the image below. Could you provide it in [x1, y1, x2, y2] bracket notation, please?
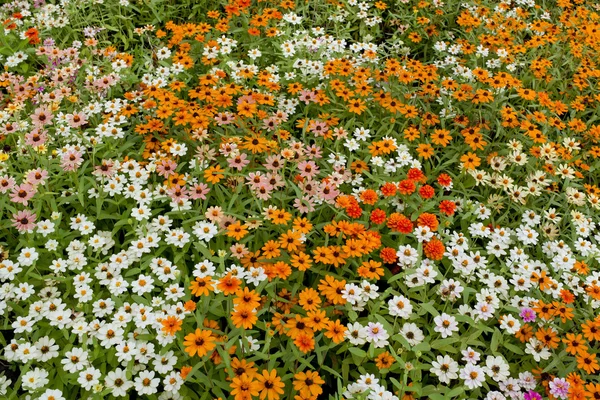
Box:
[305, 145, 322, 159]
[60, 150, 83, 171]
[298, 160, 319, 179]
[10, 183, 36, 205]
[214, 112, 235, 126]
[262, 117, 279, 131]
[308, 120, 328, 136]
[67, 112, 88, 128]
[263, 155, 284, 172]
[0, 175, 16, 194]
[318, 183, 339, 202]
[25, 168, 48, 186]
[24, 129, 48, 147]
[298, 89, 316, 105]
[31, 106, 53, 126]
[254, 184, 273, 201]
[227, 153, 250, 171]
[93, 160, 116, 177]
[294, 197, 315, 214]
[519, 308, 536, 323]
[156, 159, 178, 178]
[189, 183, 210, 200]
[13, 210, 37, 232]
[167, 185, 188, 202]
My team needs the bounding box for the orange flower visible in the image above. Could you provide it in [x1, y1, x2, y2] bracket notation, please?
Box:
[279, 230, 303, 252]
[230, 374, 260, 400]
[227, 221, 249, 241]
[416, 143, 435, 159]
[189, 276, 214, 297]
[460, 152, 481, 170]
[582, 320, 600, 342]
[161, 315, 183, 336]
[357, 260, 384, 280]
[424, 238, 445, 260]
[535, 326, 560, 349]
[576, 351, 599, 374]
[417, 213, 439, 231]
[204, 165, 225, 184]
[183, 329, 216, 357]
[324, 320, 347, 343]
[256, 369, 285, 400]
[217, 274, 242, 295]
[294, 331, 316, 353]
[231, 306, 258, 329]
[347, 98, 366, 114]
[293, 370, 324, 398]
[298, 288, 321, 311]
[563, 333, 588, 356]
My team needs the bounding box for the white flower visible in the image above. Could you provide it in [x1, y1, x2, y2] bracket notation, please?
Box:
[484, 356, 510, 382]
[134, 370, 160, 395]
[22, 367, 49, 392]
[459, 364, 485, 389]
[365, 322, 389, 347]
[388, 295, 412, 318]
[62, 348, 89, 373]
[131, 274, 155, 295]
[246, 266, 267, 286]
[39, 389, 66, 400]
[461, 347, 481, 364]
[78, 367, 102, 391]
[430, 355, 459, 384]
[105, 368, 132, 397]
[18, 247, 39, 266]
[345, 322, 368, 345]
[433, 313, 458, 338]
[400, 323, 424, 346]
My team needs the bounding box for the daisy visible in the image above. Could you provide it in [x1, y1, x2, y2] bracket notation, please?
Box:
[400, 323, 424, 346]
[484, 356, 510, 382]
[134, 370, 160, 395]
[78, 367, 101, 391]
[388, 295, 413, 318]
[365, 322, 389, 347]
[459, 364, 486, 389]
[345, 322, 368, 345]
[461, 347, 481, 364]
[430, 355, 459, 384]
[433, 313, 458, 338]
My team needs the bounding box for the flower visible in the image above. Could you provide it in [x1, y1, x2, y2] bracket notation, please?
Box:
[12, 210, 37, 232]
[433, 313, 459, 338]
[183, 329, 216, 357]
[459, 364, 485, 389]
[430, 355, 459, 384]
[256, 369, 285, 400]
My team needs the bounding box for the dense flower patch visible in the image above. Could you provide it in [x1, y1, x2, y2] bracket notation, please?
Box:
[1, 0, 600, 399]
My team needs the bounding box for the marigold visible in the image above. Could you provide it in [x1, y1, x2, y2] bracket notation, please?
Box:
[424, 238, 445, 260]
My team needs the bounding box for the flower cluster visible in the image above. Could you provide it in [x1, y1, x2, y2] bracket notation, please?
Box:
[1, 0, 600, 399]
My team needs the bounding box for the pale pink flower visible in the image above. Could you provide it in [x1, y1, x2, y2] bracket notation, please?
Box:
[167, 185, 188, 202]
[25, 169, 48, 186]
[67, 112, 88, 128]
[24, 129, 48, 147]
[156, 159, 177, 178]
[189, 183, 210, 200]
[60, 150, 84, 171]
[31, 107, 53, 126]
[227, 153, 250, 171]
[13, 210, 37, 232]
[10, 183, 36, 205]
[298, 160, 319, 179]
[0, 175, 16, 193]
